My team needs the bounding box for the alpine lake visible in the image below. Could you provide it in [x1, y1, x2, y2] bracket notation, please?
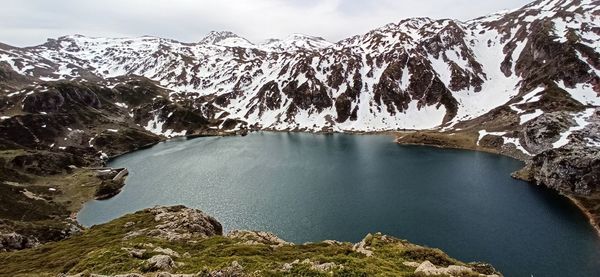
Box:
[78, 132, 600, 277]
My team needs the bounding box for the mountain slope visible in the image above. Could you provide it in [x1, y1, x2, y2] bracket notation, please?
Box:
[0, 0, 597, 134]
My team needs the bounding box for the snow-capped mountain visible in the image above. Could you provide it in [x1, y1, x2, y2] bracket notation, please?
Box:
[199, 31, 255, 48]
[258, 34, 334, 52]
[0, 0, 598, 132]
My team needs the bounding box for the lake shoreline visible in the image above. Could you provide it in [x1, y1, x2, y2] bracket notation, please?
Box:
[565, 194, 600, 237]
[89, 129, 600, 239]
[393, 130, 600, 238]
[78, 131, 600, 276]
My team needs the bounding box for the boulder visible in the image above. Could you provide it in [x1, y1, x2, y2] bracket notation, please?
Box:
[143, 254, 175, 272]
[0, 232, 38, 251]
[146, 206, 223, 241]
[413, 260, 500, 276]
[226, 230, 292, 248]
[127, 248, 146, 259]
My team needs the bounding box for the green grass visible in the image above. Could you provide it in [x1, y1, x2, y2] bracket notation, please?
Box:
[0, 209, 497, 276]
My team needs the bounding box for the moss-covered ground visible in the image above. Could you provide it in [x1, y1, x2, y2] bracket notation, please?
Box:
[0, 209, 493, 277]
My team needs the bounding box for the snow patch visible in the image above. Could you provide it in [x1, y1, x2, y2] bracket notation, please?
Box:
[553, 109, 596, 148]
[477, 130, 506, 146]
[503, 137, 531, 156]
[519, 109, 543, 124]
[558, 81, 600, 106]
[114, 102, 128, 108]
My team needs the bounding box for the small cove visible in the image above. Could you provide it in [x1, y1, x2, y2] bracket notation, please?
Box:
[78, 132, 600, 277]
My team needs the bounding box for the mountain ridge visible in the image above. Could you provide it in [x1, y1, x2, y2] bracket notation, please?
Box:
[1, 0, 597, 134]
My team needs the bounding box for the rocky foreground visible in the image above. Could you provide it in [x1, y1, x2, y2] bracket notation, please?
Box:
[0, 205, 502, 276]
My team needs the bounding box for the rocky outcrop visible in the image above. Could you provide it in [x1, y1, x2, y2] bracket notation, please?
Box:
[0, 206, 501, 276]
[0, 221, 82, 252]
[124, 206, 223, 241]
[517, 109, 600, 196]
[95, 179, 126, 200]
[22, 84, 102, 114]
[0, 232, 38, 252]
[352, 233, 375, 257]
[226, 230, 292, 248]
[529, 145, 600, 195]
[281, 259, 344, 274]
[520, 112, 574, 155]
[405, 260, 501, 277]
[143, 255, 176, 272]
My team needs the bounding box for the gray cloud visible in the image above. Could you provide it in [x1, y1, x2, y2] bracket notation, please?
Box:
[0, 0, 532, 46]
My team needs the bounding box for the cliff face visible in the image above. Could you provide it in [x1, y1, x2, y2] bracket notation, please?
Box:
[530, 146, 600, 195]
[0, 206, 502, 276]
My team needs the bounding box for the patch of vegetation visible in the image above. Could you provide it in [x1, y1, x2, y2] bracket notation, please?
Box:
[396, 131, 479, 151]
[0, 163, 108, 249]
[0, 209, 494, 276]
[0, 183, 67, 221]
[401, 248, 456, 267]
[535, 83, 585, 112]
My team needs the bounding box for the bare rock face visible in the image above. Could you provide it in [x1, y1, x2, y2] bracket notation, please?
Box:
[524, 109, 600, 195]
[352, 233, 375, 257]
[142, 206, 223, 241]
[0, 232, 39, 251]
[21, 84, 102, 114]
[530, 145, 600, 195]
[521, 112, 574, 155]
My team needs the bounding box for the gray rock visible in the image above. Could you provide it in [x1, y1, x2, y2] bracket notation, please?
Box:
[521, 112, 574, 155]
[146, 206, 223, 241]
[144, 255, 175, 272]
[530, 145, 600, 195]
[226, 230, 292, 248]
[154, 247, 180, 258]
[517, 108, 600, 195]
[0, 232, 39, 251]
[128, 248, 146, 259]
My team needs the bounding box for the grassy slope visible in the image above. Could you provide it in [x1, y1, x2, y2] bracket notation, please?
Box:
[0, 209, 494, 277]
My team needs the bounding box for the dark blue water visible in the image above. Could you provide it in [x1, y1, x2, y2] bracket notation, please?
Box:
[78, 132, 600, 277]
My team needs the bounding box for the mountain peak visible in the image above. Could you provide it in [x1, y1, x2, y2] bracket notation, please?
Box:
[259, 33, 333, 52]
[199, 31, 253, 47]
[286, 33, 328, 41]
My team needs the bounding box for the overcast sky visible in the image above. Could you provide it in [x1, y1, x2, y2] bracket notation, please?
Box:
[1, 0, 533, 47]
